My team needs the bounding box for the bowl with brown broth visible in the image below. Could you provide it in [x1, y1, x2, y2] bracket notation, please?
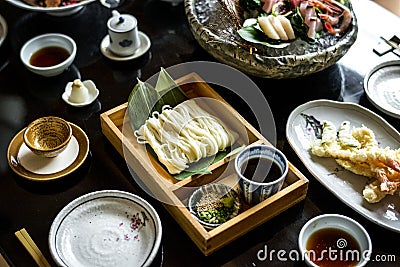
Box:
[298, 214, 372, 267]
[20, 33, 77, 77]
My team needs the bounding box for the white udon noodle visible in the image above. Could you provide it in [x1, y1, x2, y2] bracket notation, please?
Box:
[134, 100, 238, 174]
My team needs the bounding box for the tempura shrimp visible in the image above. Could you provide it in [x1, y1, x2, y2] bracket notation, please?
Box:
[309, 119, 400, 202]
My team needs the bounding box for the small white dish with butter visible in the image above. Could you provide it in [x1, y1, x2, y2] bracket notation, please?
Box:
[62, 79, 99, 107]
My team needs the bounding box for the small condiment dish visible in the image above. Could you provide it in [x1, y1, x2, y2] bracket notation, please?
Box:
[188, 183, 241, 229]
[20, 33, 77, 77]
[298, 214, 372, 267]
[23, 116, 72, 158]
[62, 79, 99, 107]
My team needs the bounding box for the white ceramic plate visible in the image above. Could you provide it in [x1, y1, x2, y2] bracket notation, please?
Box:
[286, 99, 400, 233]
[4, 0, 96, 16]
[364, 60, 400, 119]
[0, 14, 7, 47]
[100, 32, 151, 61]
[49, 190, 162, 267]
[18, 135, 79, 174]
[62, 80, 99, 107]
[7, 123, 89, 181]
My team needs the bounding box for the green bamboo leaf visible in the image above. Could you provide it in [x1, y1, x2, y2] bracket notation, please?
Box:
[225, 144, 246, 158]
[128, 79, 164, 130]
[173, 169, 211, 181]
[155, 67, 188, 107]
[173, 147, 235, 180]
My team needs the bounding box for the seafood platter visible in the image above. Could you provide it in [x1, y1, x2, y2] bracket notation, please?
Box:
[286, 99, 400, 233]
[100, 71, 309, 255]
[4, 0, 96, 16]
[185, 0, 358, 78]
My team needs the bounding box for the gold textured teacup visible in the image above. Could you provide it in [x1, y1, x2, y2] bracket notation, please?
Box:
[23, 116, 72, 158]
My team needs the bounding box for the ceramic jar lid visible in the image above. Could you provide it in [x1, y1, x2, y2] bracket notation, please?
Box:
[107, 10, 137, 33]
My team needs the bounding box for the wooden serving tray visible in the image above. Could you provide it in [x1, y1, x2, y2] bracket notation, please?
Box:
[100, 72, 309, 255]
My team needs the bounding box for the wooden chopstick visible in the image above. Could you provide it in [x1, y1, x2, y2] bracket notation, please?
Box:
[14, 228, 51, 267]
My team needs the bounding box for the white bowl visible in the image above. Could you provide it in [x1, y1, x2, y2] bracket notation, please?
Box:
[49, 190, 162, 267]
[4, 0, 96, 16]
[298, 214, 372, 267]
[20, 33, 77, 77]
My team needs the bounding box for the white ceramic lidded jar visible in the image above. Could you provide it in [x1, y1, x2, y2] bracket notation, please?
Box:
[107, 10, 141, 56]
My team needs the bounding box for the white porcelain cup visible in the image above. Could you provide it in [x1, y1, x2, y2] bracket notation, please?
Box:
[107, 10, 140, 56]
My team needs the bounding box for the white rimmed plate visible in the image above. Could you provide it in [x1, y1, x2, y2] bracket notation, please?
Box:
[286, 99, 400, 233]
[18, 135, 79, 175]
[7, 123, 89, 181]
[100, 31, 151, 61]
[364, 60, 400, 119]
[49, 190, 162, 267]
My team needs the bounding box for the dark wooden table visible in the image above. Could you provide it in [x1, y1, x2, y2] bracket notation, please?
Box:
[0, 0, 399, 266]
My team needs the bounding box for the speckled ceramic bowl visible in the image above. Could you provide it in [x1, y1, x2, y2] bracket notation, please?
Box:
[185, 0, 358, 79]
[23, 116, 72, 158]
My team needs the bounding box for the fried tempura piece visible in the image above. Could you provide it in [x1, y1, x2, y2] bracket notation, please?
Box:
[351, 125, 378, 148]
[338, 121, 360, 148]
[310, 120, 400, 202]
[363, 180, 387, 203]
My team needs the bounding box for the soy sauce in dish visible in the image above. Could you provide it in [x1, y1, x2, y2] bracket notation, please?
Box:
[306, 228, 361, 267]
[30, 46, 70, 67]
[240, 157, 282, 183]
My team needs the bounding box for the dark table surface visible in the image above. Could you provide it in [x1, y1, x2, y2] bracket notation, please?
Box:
[1, 0, 400, 266]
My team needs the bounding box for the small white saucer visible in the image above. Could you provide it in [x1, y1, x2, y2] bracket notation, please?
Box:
[18, 136, 79, 175]
[100, 31, 151, 61]
[7, 123, 89, 182]
[62, 80, 99, 107]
